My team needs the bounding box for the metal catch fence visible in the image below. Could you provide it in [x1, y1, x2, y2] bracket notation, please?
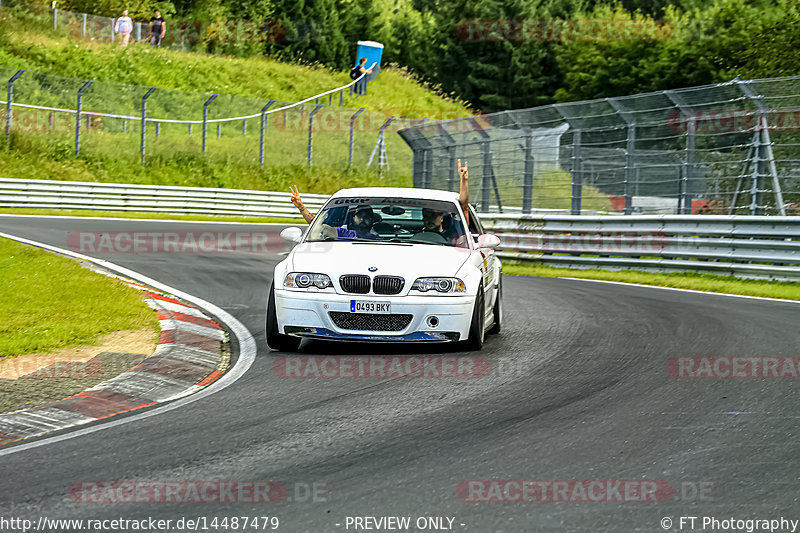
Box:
[400, 76, 800, 217]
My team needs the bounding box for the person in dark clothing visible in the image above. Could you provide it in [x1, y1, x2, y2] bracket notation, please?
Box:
[354, 57, 372, 96]
[149, 11, 166, 47]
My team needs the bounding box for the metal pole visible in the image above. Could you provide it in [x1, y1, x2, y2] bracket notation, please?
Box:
[202, 93, 218, 153]
[754, 113, 766, 215]
[259, 99, 276, 166]
[339, 90, 343, 106]
[571, 129, 583, 215]
[82, 13, 86, 37]
[681, 116, 695, 214]
[328, 94, 332, 106]
[349, 108, 365, 168]
[53, 7, 57, 30]
[111, 18, 115, 42]
[75, 80, 93, 155]
[155, 122, 160, 137]
[760, 114, 786, 215]
[140, 87, 157, 166]
[217, 123, 221, 138]
[242, 119, 246, 135]
[307, 104, 324, 167]
[122, 118, 126, 131]
[6, 69, 24, 144]
[624, 124, 635, 214]
[523, 131, 534, 214]
[749, 124, 761, 215]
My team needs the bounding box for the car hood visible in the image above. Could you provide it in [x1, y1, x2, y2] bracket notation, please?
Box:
[289, 241, 472, 279]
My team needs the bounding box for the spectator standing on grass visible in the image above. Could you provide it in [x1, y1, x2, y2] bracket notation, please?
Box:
[114, 10, 133, 47]
[149, 10, 166, 47]
[353, 57, 372, 96]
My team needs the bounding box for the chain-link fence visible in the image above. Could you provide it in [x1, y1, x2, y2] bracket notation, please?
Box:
[399, 76, 800, 216]
[0, 66, 418, 180]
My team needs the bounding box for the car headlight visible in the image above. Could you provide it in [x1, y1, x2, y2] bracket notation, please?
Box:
[411, 277, 466, 293]
[284, 272, 333, 289]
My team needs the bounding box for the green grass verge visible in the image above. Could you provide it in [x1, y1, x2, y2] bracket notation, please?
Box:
[503, 261, 800, 301]
[0, 208, 307, 224]
[0, 8, 470, 190]
[0, 237, 160, 358]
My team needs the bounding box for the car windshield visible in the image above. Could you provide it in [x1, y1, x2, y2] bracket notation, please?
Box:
[305, 197, 469, 248]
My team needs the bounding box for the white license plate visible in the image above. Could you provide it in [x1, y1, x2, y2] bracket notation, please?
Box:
[350, 300, 391, 314]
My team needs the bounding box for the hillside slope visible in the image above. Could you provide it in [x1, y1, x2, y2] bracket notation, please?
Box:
[0, 9, 470, 193]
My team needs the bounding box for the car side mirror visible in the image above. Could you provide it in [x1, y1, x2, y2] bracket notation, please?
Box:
[477, 233, 501, 249]
[280, 227, 303, 243]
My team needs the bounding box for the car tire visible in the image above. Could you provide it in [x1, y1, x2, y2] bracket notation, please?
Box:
[488, 276, 502, 335]
[463, 284, 485, 351]
[266, 282, 301, 352]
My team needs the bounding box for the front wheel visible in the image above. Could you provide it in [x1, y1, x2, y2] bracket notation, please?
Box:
[462, 284, 485, 351]
[266, 282, 301, 352]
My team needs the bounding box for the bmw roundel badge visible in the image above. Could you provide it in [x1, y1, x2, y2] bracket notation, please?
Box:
[368, 266, 378, 272]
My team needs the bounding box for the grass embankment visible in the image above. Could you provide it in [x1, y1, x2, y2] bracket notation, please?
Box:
[0, 8, 470, 192]
[0, 237, 160, 358]
[504, 262, 800, 301]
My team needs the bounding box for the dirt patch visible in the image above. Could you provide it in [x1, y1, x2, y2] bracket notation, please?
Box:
[0, 328, 158, 413]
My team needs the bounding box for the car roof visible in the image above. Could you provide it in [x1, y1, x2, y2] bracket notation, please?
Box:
[329, 187, 460, 203]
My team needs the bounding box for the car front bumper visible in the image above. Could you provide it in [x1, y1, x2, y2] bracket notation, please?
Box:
[274, 289, 475, 342]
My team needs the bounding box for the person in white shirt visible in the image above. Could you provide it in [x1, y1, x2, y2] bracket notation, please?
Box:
[115, 10, 133, 47]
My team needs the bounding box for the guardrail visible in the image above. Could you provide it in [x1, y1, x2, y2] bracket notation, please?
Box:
[480, 214, 800, 281]
[3, 178, 798, 280]
[0, 178, 327, 217]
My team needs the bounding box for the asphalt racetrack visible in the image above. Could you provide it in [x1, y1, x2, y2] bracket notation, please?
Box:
[1, 215, 799, 533]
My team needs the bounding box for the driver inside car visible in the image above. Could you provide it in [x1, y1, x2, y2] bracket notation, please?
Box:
[416, 207, 467, 247]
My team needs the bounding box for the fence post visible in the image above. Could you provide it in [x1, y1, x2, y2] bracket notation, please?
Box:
[681, 116, 695, 214]
[571, 129, 583, 215]
[523, 131, 534, 214]
[339, 90, 343, 106]
[202, 93, 218, 153]
[53, 7, 57, 30]
[82, 13, 87, 37]
[75, 80, 93, 155]
[140, 87, 157, 166]
[217, 123, 221, 138]
[155, 122, 160, 137]
[259, 99, 276, 166]
[348, 108, 365, 168]
[111, 18, 115, 42]
[122, 118, 126, 131]
[307, 104, 324, 167]
[136, 22, 141, 42]
[6, 69, 24, 146]
[242, 119, 246, 136]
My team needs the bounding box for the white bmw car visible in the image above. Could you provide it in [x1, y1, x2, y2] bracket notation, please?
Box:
[266, 187, 502, 351]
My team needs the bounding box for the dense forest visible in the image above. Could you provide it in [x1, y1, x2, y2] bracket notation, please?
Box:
[48, 0, 800, 112]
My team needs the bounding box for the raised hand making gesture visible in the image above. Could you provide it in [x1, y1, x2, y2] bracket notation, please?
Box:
[290, 185, 315, 224]
[458, 159, 470, 229]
